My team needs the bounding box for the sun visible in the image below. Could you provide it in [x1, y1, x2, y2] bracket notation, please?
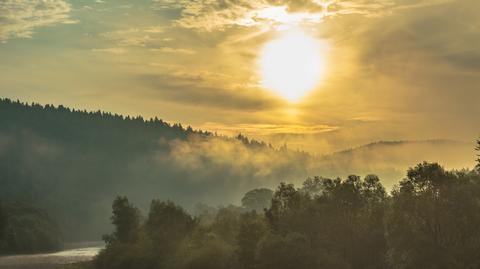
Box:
[259, 29, 327, 102]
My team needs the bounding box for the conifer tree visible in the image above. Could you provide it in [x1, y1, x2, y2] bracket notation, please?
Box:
[476, 138, 480, 171]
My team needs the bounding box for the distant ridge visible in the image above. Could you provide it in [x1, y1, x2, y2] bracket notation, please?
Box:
[331, 139, 469, 156]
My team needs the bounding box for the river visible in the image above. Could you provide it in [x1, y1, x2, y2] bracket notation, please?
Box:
[0, 242, 103, 269]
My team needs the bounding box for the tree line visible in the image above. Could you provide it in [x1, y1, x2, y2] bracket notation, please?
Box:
[0, 98, 298, 242]
[94, 152, 480, 269]
[0, 202, 62, 253]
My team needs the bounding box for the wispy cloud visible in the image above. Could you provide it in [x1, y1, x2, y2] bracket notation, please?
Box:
[0, 0, 75, 42]
[0, 0, 476, 158]
[197, 122, 338, 136]
[150, 47, 196, 54]
[138, 71, 279, 111]
[153, 0, 454, 31]
[91, 47, 126, 54]
[100, 28, 159, 47]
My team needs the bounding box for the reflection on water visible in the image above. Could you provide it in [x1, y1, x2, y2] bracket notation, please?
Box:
[0, 242, 103, 269]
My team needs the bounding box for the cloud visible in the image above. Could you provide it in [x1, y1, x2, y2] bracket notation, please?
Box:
[150, 47, 196, 54]
[160, 135, 475, 194]
[196, 122, 338, 136]
[153, 0, 185, 10]
[158, 0, 326, 31]
[350, 0, 480, 75]
[316, 139, 476, 189]
[0, 0, 75, 42]
[153, 0, 454, 31]
[163, 135, 311, 184]
[138, 71, 280, 111]
[94, 26, 166, 55]
[2, 0, 476, 163]
[91, 47, 126, 54]
[100, 28, 159, 47]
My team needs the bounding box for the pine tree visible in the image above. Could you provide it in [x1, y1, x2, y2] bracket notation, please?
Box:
[476, 138, 480, 171]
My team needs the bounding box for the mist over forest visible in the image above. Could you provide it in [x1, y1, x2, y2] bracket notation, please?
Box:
[0, 98, 476, 245]
[1, 0, 479, 268]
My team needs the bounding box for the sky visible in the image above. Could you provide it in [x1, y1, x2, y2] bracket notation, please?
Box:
[1, 0, 479, 154]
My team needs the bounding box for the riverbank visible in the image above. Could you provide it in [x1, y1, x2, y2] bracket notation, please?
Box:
[0, 242, 103, 269]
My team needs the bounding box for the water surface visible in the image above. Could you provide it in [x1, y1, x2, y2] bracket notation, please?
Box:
[0, 242, 103, 269]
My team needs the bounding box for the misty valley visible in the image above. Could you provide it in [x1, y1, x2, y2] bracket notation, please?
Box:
[0, 99, 479, 269]
[2, 0, 480, 268]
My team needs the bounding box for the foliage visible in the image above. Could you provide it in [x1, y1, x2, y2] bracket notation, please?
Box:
[94, 163, 480, 269]
[387, 162, 480, 269]
[0, 98, 304, 241]
[0, 202, 6, 249]
[146, 200, 196, 259]
[0, 98, 205, 241]
[241, 188, 273, 212]
[236, 211, 268, 269]
[265, 175, 387, 269]
[476, 138, 480, 171]
[2, 98, 479, 266]
[0, 202, 62, 254]
[105, 196, 141, 244]
[210, 205, 242, 244]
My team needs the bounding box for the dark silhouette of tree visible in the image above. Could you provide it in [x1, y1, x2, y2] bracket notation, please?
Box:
[0, 202, 6, 249]
[210, 206, 242, 244]
[387, 162, 480, 269]
[263, 176, 387, 269]
[92, 160, 480, 269]
[476, 138, 480, 171]
[146, 200, 196, 258]
[241, 188, 273, 212]
[105, 196, 141, 245]
[0, 202, 61, 254]
[265, 182, 307, 233]
[256, 232, 321, 269]
[0, 98, 294, 242]
[236, 211, 267, 269]
[3, 97, 480, 267]
[178, 236, 233, 269]
[300, 176, 328, 197]
[192, 202, 217, 226]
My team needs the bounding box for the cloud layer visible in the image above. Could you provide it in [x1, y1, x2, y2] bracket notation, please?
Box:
[154, 0, 455, 31]
[0, 0, 478, 156]
[0, 0, 75, 42]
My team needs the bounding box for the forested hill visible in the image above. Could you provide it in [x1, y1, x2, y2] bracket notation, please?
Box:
[0, 99, 309, 241]
[0, 99, 474, 243]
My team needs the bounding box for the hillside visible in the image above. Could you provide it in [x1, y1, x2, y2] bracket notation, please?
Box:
[0, 99, 309, 240]
[0, 99, 475, 240]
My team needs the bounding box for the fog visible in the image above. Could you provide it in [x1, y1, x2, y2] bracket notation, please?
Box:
[0, 100, 476, 241]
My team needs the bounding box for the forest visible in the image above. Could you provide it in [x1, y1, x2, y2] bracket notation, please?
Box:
[1, 0, 479, 267]
[0, 98, 307, 244]
[85, 159, 480, 269]
[0, 202, 62, 254]
[1, 98, 479, 267]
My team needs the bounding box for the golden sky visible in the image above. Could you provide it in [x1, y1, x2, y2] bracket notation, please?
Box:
[1, 0, 479, 154]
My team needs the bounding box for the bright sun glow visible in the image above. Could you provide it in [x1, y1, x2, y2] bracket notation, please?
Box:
[260, 29, 327, 101]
